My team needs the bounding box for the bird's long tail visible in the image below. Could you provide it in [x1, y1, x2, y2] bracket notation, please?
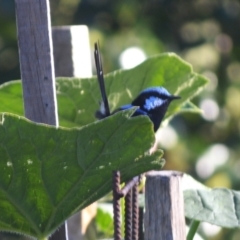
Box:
[94, 42, 111, 119]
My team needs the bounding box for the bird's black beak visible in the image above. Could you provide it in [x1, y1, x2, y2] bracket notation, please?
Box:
[170, 95, 181, 101]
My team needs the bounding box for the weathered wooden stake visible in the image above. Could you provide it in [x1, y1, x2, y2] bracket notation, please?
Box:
[52, 25, 92, 78]
[15, 0, 58, 126]
[15, 0, 67, 239]
[144, 171, 186, 240]
[52, 25, 92, 240]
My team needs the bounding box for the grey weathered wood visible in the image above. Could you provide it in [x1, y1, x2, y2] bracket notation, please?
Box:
[15, 0, 58, 126]
[52, 25, 92, 240]
[49, 225, 69, 240]
[52, 27, 73, 77]
[52, 25, 92, 78]
[15, 0, 68, 239]
[144, 171, 186, 240]
[67, 213, 83, 240]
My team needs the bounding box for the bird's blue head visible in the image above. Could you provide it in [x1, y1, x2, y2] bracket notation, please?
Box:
[131, 87, 180, 131]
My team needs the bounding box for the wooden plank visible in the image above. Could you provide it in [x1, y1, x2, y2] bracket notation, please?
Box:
[15, 1, 67, 239]
[49, 225, 69, 240]
[52, 25, 92, 78]
[144, 171, 186, 240]
[52, 25, 92, 240]
[15, 0, 58, 126]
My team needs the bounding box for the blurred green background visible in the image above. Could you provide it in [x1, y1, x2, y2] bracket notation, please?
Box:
[1, 0, 240, 239]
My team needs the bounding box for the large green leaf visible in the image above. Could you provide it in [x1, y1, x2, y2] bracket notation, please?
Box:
[0, 53, 208, 128]
[183, 174, 240, 228]
[0, 53, 208, 238]
[0, 111, 164, 239]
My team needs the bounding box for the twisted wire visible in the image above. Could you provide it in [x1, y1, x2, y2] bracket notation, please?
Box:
[124, 189, 132, 240]
[139, 206, 144, 240]
[113, 171, 121, 240]
[132, 184, 139, 240]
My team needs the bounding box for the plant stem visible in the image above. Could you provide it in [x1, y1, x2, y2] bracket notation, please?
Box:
[187, 220, 200, 240]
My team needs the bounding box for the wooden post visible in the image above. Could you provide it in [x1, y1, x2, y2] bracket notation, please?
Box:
[52, 25, 92, 240]
[52, 25, 92, 78]
[144, 171, 186, 240]
[15, 0, 67, 239]
[15, 0, 58, 126]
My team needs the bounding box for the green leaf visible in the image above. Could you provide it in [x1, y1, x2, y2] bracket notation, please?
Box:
[96, 206, 113, 237]
[0, 53, 208, 238]
[176, 101, 203, 115]
[0, 53, 208, 128]
[0, 111, 164, 238]
[183, 174, 240, 228]
[0, 80, 23, 116]
[54, 53, 209, 128]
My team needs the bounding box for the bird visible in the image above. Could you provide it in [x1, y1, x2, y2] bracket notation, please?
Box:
[95, 86, 181, 132]
[93, 42, 180, 132]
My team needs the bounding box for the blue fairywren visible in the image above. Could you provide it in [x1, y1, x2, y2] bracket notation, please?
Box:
[94, 43, 181, 132]
[96, 86, 180, 132]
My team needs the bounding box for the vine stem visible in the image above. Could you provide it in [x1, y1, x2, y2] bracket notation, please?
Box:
[187, 220, 200, 240]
